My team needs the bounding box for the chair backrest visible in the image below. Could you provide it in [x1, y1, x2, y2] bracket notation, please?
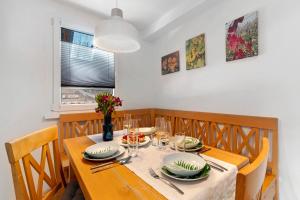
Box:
[5, 125, 65, 200]
[235, 137, 269, 200]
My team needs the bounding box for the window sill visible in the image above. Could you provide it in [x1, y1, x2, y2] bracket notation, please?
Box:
[44, 104, 97, 119]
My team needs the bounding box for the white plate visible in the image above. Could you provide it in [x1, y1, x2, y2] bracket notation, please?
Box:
[177, 137, 200, 149]
[138, 127, 157, 136]
[160, 166, 209, 182]
[84, 142, 119, 158]
[119, 136, 151, 147]
[83, 146, 125, 162]
[170, 143, 203, 152]
[162, 152, 206, 177]
[177, 145, 203, 152]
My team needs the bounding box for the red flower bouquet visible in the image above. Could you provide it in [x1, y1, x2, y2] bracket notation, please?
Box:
[95, 93, 122, 141]
[95, 93, 122, 116]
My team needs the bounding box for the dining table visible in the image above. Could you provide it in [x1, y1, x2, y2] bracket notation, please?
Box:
[64, 130, 249, 200]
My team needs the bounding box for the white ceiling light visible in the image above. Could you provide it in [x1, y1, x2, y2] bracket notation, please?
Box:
[94, 0, 141, 53]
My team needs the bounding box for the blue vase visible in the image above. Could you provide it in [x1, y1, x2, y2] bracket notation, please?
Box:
[103, 114, 113, 141]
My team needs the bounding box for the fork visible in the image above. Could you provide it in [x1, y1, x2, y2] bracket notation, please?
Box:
[148, 168, 184, 195]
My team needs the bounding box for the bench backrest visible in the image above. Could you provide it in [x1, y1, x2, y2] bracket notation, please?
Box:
[59, 109, 152, 152]
[153, 109, 278, 176]
[59, 108, 278, 197]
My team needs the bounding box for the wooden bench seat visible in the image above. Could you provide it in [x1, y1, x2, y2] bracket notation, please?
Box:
[202, 146, 249, 170]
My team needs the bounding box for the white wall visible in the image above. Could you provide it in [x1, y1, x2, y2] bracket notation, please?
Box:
[1, 0, 300, 199]
[150, 0, 300, 199]
[0, 0, 153, 199]
[115, 41, 156, 110]
[0, 1, 95, 198]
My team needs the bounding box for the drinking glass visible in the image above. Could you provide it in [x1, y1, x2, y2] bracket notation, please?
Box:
[123, 114, 131, 135]
[158, 120, 171, 150]
[169, 135, 176, 150]
[152, 117, 164, 146]
[127, 119, 139, 157]
[174, 132, 186, 151]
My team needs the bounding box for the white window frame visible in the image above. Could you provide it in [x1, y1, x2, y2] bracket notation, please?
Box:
[48, 18, 116, 117]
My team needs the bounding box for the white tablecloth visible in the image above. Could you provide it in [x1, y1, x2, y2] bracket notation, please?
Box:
[88, 131, 237, 200]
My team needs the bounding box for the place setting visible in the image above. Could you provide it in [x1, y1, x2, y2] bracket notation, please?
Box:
[158, 152, 211, 182]
[171, 135, 203, 152]
[82, 141, 126, 162]
[168, 131, 228, 173]
[119, 132, 151, 148]
[82, 141, 133, 173]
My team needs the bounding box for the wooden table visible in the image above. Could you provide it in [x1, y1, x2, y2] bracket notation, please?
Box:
[64, 136, 249, 200]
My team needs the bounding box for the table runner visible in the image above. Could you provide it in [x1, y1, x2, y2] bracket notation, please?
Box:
[88, 132, 237, 200]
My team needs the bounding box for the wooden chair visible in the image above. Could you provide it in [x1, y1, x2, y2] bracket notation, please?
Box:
[5, 125, 83, 200]
[235, 138, 270, 200]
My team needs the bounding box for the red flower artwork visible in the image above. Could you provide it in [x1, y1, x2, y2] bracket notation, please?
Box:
[226, 11, 258, 62]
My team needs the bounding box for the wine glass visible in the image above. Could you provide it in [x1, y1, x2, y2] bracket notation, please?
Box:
[123, 114, 131, 135]
[155, 117, 164, 130]
[174, 132, 186, 151]
[153, 117, 163, 146]
[127, 119, 139, 157]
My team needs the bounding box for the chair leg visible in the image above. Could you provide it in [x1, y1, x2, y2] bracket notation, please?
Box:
[63, 166, 70, 183]
[256, 187, 262, 200]
[69, 164, 77, 181]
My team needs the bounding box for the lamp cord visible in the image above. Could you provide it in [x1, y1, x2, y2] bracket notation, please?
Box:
[116, 0, 118, 8]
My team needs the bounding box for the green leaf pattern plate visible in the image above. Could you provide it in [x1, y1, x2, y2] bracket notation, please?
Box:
[161, 164, 211, 181]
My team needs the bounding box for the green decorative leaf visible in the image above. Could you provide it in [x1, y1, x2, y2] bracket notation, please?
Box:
[174, 160, 199, 171]
[193, 142, 203, 148]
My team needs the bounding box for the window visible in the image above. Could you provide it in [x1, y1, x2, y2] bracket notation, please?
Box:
[60, 28, 114, 105]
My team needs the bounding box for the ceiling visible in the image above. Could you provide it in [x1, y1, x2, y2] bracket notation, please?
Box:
[61, 0, 181, 30]
[60, 0, 211, 39]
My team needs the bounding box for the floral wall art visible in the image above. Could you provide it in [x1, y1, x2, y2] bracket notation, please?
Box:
[186, 33, 206, 70]
[226, 11, 258, 62]
[161, 51, 180, 75]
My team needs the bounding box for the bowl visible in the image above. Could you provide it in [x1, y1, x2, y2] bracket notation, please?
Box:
[162, 152, 206, 177]
[177, 136, 200, 149]
[138, 127, 157, 136]
[84, 142, 119, 158]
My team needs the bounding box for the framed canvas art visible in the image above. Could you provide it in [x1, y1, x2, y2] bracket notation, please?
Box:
[186, 33, 206, 70]
[161, 51, 180, 75]
[226, 11, 258, 62]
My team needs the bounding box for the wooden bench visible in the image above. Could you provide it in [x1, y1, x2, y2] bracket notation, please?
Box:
[59, 108, 278, 199]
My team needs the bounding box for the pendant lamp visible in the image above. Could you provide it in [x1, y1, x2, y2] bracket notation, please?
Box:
[94, 1, 141, 53]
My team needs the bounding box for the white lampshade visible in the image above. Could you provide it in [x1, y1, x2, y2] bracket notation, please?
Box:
[94, 8, 141, 53]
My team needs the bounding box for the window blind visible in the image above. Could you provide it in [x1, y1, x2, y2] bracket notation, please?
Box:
[61, 28, 115, 88]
